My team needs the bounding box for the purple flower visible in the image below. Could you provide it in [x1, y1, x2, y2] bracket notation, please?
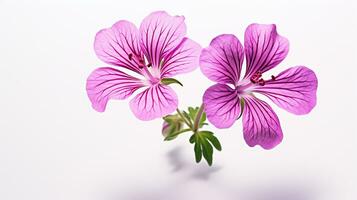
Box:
[86, 11, 201, 120]
[200, 24, 318, 149]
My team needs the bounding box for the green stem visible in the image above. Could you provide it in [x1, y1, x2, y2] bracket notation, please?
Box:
[164, 128, 191, 141]
[193, 104, 204, 133]
[176, 108, 192, 128]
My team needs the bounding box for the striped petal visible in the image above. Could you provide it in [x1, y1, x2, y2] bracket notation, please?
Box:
[203, 84, 242, 128]
[200, 34, 244, 85]
[160, 38, 201, 78]
[94, 20, 144, 74]
[244, 24, 289, 78]
[129, 84, 178, 121]
[242, 96, 283, 149]
[139, 11, 186, 69]
[86, 67, 145, 112]
[252, 66, 318, 115]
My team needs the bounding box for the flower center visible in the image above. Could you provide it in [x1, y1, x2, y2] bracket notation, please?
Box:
[235, 72, 277, 96]
[128, 53, 160, 83]
[236, 81, 253, 94]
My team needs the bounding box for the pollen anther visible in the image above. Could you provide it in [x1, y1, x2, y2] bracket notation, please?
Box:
[258, 78, 265, 86]
[250, 71, 263, 84]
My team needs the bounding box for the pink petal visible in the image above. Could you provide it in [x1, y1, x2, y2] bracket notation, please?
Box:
[200, 34, 244, 85]
[129, 84, 178, 121]
[160, 38, 201, 78]
[253, 66, 318, 115]
[139, 11, 186, 69]
[243, 96, 283, 149]
[203, 84, 241, 128]
[244, 24, 289, 78]
[94, 20, 143, 74]
[86, 67, 145, 112]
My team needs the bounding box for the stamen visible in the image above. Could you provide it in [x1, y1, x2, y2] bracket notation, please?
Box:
[128, 53, 146, 69]
[258, 78, 265, 86]
[147, 63, 152, 68]
[250, 71, 263, 84]
[271, 75, 276, 80]
[250, 77, 257, 83]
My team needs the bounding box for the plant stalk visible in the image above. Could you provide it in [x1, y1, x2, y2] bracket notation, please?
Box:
[176, 108, 192, 128]
[193, 104, 204, 133]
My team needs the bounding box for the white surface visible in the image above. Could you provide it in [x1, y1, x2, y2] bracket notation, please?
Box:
[0, 0, 356, 199]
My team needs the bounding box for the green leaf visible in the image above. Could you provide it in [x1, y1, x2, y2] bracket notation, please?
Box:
[182, 111, 192, 125]
[189, 134, 195, 144]
[188, 107, 194, 114]
[207, 135, 222, 151]
[194, 142, 202, 163]
[188, 106, 198, 120]
[199, 130, 213, 136]
[161, 78, 183, 86]
[201, 138, 213, 166]
[200, 131, 222, 151]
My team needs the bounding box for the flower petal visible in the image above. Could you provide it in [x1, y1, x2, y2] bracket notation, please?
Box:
[139, 11, 186, 69]
[94, 20, 143, 74]
[86, 67, 145, 112]
[244, 24, 289, 78]
[203, 84, 241, 128]
[129, 84, 178, 121]
[242, 96, 283, 149]
[253, 66, 318, 115]
[200, 34, 244, 85]
[160, 37, 201, 77]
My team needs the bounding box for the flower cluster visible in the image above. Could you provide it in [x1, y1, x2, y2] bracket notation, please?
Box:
[86, 11, 318, 165]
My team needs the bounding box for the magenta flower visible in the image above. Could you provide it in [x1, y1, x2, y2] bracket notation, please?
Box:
[200, 24, 318, 149]
[86, 11, 201, 120]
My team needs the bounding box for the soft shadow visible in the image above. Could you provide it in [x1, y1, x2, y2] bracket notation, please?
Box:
[166, 146, 189, 172]
[165, 145, 222, 180]
[190, 165, 222, 180]
[107, 146, 323, 200]
[108, 178, 321, 200]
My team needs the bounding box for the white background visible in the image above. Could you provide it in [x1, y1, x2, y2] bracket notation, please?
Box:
[1, 0, 356, 199]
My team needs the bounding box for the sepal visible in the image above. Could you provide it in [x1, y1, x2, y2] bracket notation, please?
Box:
[161, 78, 183, 86]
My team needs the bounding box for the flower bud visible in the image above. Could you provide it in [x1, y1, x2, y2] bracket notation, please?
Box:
[162, 114, 184, 140]
[162, 121, 171, 137]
